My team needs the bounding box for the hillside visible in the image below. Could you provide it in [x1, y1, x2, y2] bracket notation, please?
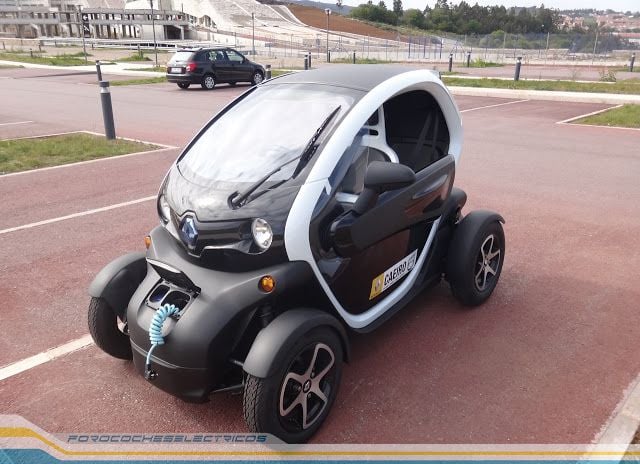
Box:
[286, 4, 398, 40]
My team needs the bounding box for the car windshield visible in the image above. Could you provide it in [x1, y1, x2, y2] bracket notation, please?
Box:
[177, 84, 358, 188]
[169, 51, 194, 63]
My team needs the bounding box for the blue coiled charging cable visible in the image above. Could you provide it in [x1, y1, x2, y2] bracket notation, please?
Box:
[145, 303, 179, 379]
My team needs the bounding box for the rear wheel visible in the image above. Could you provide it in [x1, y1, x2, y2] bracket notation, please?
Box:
[229, 81, 237, 87]
[177, 82, 190, 89]
[447, 217, 505, 306]
[201, 74, 216, 90]
[243, 327, 343, 443]
[88, 297, 132, 360]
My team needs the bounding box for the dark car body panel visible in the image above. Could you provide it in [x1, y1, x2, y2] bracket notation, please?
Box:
[166, 47, 264, 86]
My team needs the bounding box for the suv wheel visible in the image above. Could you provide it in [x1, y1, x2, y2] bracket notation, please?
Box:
[251, 71, 264, 86]
[201, 74, 216, 90]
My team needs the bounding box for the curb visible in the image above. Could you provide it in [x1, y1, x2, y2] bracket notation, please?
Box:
[0, 59, 163, 78]
[596, 373, 640, 446]
[448, 85, 640, 104]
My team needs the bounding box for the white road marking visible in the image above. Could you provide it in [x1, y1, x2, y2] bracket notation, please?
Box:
[556, 105, 622, 124]
[460, 99, 529, 113]
[0, 196, 156, 235]
[0, 120, 33, 127]
[0, 334, 93, 381]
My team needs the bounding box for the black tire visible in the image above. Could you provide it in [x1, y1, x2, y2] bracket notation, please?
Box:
[447, 217, 505, 306]
[228, 81, 237, 87]
[243, 327, 343, 443]
[177, 82, 190, 89]
[201, 74, 216, 90]
[87, 297, 132, 360]
[251, 71, 264, 86]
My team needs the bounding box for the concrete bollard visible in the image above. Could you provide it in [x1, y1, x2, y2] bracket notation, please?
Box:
[631, 53, 636, 73]
[514, 56, 522, 81]
[265, 64, 271, 80]
[466, 51, 471, 68]
[99, 81, 116, 140]
[95, 60, 102, 81]
[448, 53, 453, 72]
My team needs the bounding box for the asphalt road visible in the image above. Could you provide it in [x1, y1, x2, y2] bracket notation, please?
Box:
[1, 67, 639, 443]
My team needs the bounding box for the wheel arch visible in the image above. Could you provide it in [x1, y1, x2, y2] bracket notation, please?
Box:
[88, 252, 147, 318]
[243, 308, 350, 379]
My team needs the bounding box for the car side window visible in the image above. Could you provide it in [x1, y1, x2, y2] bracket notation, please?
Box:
[383, 90, 450, 173]
[337, 142, 388, 201]
[225, 50, 245, 63]
[209, 50, 226, 62]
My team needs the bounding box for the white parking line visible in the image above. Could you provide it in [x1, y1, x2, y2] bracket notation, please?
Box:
[0, 120, 33, 127]
[460, 99, 529, 113]
[556, 105, 621, 124]
[0, 196, 156, 235]
[0, 334, 93, 381]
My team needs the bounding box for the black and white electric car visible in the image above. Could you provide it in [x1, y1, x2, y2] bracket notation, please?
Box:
[88, 66, 505, 443]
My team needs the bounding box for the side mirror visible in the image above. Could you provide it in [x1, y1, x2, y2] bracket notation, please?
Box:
[353, 161, 415, 215]
[364, 161, 416, 192]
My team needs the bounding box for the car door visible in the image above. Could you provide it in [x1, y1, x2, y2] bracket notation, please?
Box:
[225, 49, 252, 82]
[209, 50, 232, 82]
[314, 96, 454, 315]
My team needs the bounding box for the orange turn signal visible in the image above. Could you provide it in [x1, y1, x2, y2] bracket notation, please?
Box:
[259, 275, 276, 293]
[144, 235, 152, 249]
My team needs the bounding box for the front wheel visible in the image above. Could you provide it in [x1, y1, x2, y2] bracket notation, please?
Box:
[87, 297, 132, 360]
[243, 327, 343, 443]
[447, 216, 505, 306]
[251, 71, 264, 86]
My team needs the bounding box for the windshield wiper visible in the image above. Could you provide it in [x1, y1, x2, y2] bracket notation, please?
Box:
[228, 105, 342, 209]
[292, 105, 341, 178]
[228, 156, 300, 209]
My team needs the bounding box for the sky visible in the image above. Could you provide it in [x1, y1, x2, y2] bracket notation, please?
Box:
[341, 0, 639, 12]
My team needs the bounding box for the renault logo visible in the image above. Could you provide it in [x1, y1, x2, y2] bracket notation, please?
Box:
[179, 215, 198, 248]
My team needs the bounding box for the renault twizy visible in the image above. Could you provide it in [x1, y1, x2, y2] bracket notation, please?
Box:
[88, 65, 505, 443]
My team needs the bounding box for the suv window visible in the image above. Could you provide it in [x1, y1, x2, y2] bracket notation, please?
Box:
[208, 50, 226, 62]
[168, 51, 194, 64]
[225, 49, 244, 63]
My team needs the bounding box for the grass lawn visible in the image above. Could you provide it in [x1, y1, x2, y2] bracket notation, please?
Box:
[442, 77, 640, 95]
[468, 59, 503, 68]
[0, 51, 90, 66]
[0, 133, 159, 174]
[110, 77, 167, 86]
[573, 104, 640, 129]
[119, 52, 152, 62]
[124, 66, 165, 72]
[0, 64, 23, 69]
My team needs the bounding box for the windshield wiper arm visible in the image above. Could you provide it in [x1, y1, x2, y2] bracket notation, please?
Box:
[228, 156, 300, 209]
[292, 105, 342, 178]
[228, 105, 342, 209]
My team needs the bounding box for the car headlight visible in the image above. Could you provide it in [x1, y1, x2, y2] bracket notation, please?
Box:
[251, 218, 273, 251]
[158, 194, 171, 224]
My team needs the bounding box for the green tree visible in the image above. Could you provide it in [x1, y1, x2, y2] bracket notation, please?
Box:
[392, 0, 403, 17]
[402, 8, 426, 28]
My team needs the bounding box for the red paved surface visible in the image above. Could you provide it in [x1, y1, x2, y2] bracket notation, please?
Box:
[1, 67, 639, 443]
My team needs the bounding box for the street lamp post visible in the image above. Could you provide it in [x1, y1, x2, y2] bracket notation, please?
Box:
[149, 0, 158, 67]
[324, 8, 331, 62]
[251, 12, 255, 55]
